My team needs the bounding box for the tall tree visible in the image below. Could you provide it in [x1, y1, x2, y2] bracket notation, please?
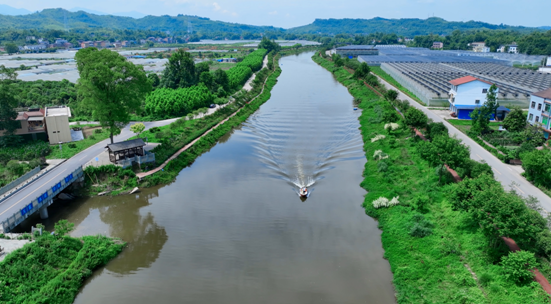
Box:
[258, 36, 281, 53]
[75, 48, 151, 144]
[4, 43, 18, 55]
[160, 49, 196, 89]
[0, 86, 19, 137]
[471, 84, 499, 134]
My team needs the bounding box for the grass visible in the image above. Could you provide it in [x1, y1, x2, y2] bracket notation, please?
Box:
[313, 53, 551, 303]
[45, 128, 110, 160]
[209, 62, 236, 71]
[446, 119, 502, 132]
[0, 233, 124, 304]
[370, 66, 426, 106]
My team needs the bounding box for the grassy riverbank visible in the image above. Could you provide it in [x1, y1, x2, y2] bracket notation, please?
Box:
[0, 224, 124, 304]
[80, 52, 283, 195]
[368, 66, 425, 106]
[313, 54, 551, 303]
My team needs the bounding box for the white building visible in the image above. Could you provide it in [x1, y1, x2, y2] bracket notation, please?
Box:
[45, 106, 72, 144]
[527, 88, 551, 139]
[23, 44, 47, 51]
[448, 76, 500, 119]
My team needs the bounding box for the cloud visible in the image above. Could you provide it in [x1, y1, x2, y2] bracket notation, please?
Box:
[269, 11, 277, 15]
[212, 2, 237, 16]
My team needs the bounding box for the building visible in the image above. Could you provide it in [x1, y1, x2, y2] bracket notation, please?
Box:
[0, 109, 46, 140]
[539, 57, 551, 74]
[527, 88, 551, 138]
[471, 42, 489, 53]
[497, 43, 519, 54]
[448, 76, 499, 119]
[432, 42, 444, 49]
[335, 45, 378, 58]
[23, 45, 47, 51]
[80, 41, 94, 48]
[44, 106, 72, 144]
[107, 138, 146, 163]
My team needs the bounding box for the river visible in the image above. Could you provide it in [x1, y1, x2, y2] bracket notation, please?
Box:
[30, 52, 395, 303]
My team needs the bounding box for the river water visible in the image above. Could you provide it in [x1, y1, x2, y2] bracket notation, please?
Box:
[33, 52, 395, 303]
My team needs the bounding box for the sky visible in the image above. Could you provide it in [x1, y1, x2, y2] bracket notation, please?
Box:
[2, 0, 549, 29]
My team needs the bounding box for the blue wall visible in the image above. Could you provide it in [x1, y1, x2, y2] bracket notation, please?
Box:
[458, 109, 474, 120]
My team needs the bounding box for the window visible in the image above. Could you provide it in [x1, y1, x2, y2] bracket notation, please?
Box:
[532, 101, 536, 108]
[538, 103, 543, 110]
[482, 89, 488, 93]
[529, 114, 534, 120]
[536, 116, 540, 123]
[475, 100, 480, 104]
[545, 104, 550, 112]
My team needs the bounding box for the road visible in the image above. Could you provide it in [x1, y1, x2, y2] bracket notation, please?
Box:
[374, 75, 551, 212]
[0, 118, 178, 227]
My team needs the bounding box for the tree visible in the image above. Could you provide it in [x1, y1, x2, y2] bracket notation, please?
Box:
[258, 36, 281, 53]
[75, 48, 151, 144]
[4, 43, 18, 55]
[0, 84, 20, 137]
[426, 122, 448, 139]
[520, 149, 551, 187]
[148, 73, 160, 88]
[404, 107, 428, 130]
[502, 107, 527, 132]
[501, 251, 537, 283]
[199, 71, 214, 91]
[130, 122, 145, 138]
[471, 84, 499, 134]
[385, 89, 399, 101]
[331, 53, 343, 67]
[213, 69, 229, 92]
[418, 135, 470, 184]
[160, 49, 196, 89]
[0, 65, 17, 81]
[353, 62, 370, 78]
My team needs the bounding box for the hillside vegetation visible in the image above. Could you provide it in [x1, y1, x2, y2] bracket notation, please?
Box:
[289, 17, 543, 35]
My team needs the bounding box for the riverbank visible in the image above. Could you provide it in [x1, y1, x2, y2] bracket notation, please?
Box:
[312, 54, 551, 303]
[0, 223, 124, 304]
[79, 52, 283, 196]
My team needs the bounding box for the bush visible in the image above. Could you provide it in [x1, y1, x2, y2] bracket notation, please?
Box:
[94, 129, 103, 134]
[479, 272, 493, 287]
[501, 250, 537, 283]
[409, 213, 433, 238]
[68, 143, 77, 149]
[88, 135, 96, 140]
[409, 194, 429, 212]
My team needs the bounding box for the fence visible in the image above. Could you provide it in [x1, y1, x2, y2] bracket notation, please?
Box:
[0, 167, 40, 198]
[1, 166, 84, 233]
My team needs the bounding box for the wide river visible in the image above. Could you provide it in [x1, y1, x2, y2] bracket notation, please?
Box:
[33, 52, 395, 303]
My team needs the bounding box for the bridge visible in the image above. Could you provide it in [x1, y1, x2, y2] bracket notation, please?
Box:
[0, 166, 84, 232]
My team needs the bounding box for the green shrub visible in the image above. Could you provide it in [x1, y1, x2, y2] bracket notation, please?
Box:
[68, 143, 77, 149]
[479, 272, 493, 287]
[409, 194, 430, 212]
[149, 127, 161, 133]
[88, 135, 96, 140]
[501, 250, 537, 283]
[409, 213, 434, 238]
[94, 128, 103, 134]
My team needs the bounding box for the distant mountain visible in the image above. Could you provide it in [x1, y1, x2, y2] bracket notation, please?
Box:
[540, 26, 551, 30]
[69, 7, 108, 16]
[69, 7, 145, 19]
[289, 17, 543, 35]
[0, 4, 31, 16]
[0, 8, 282, 33]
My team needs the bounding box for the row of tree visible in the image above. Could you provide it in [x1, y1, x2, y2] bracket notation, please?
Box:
[144, 84, 214, 117]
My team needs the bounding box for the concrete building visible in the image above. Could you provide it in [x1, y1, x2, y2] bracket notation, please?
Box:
[335, 45, 378, 58]
[45, 106, 72, 144]
[80, 41, 94, 48]
[448, 76, 498, 119]
[432, 42, 444, 49]
[471, 42, 490, 53]
[22, 45, 47, 51]
[0, 109, 46, 139]
[527, 88, 551, 138]
[497, 44, 519, 54]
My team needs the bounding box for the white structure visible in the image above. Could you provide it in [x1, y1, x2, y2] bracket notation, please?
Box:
[539, 57, 551, 74]
[527, 88, 551, 139]
[45, 106, 72, 144]
[448, 76, 499, 119]
[22, 45, 46, 51]
[497, 44, 519, 54]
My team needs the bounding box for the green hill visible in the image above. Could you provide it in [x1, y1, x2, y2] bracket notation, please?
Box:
[289, 17, 542, 35]
[0, 8, 283, 34]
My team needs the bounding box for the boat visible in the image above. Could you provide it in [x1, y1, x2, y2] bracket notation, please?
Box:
[299, 187, 308, 198]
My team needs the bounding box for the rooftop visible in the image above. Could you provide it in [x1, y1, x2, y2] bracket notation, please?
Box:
[107, 138, 146, 152]
[336, 45, 376, 50]
[45, 106, 71, 117]
[533, 88, 551, 100]
[450, 75, 494, 86]
[16, 109, 44, 121]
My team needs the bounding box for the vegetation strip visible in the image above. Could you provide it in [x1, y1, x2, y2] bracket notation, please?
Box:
[0, 221, 124, 304]
[313, 53, 551, 303]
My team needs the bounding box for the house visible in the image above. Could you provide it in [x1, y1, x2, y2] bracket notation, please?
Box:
[448, 76, 500, 119]
[471, 42, 489, 52]
[432, 42, 444, 49]
[80, 41, 94, 48]
[508, 43, 519, 54]
[0, 109, 46, 140]
[404, 38, 414, 43]
[44, 106, 72, 144]
[23, 45, 47, 51]
[527, 88, 551, 139]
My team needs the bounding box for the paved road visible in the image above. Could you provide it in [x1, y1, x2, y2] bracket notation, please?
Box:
[375, 75, 551, 212]
[0, 119, 178, 226]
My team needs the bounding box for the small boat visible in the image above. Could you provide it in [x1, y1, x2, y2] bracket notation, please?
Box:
[299, 187, 309, 198]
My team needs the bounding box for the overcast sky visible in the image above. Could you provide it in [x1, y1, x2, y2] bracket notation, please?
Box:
[4, 0, 549, 29]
